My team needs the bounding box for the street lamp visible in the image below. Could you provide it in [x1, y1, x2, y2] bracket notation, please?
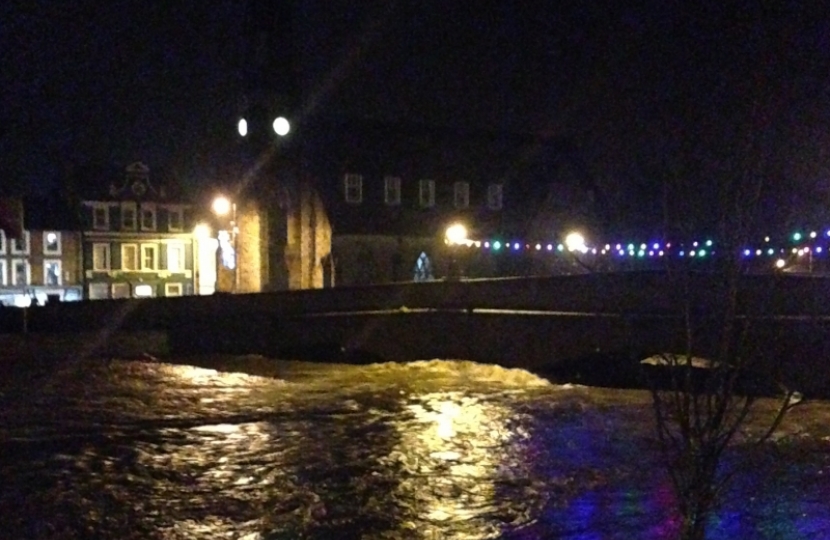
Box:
[212, 196, 239, 292]
[445, 223, 468, 245]
[565, 231, 587, 253]
[445, 223, 468, 280]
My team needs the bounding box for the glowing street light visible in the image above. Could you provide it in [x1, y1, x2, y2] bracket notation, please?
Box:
[237, 118, 248, 137]
[565, 231, 587, 253]
[445, 223, 468, 245]
[193, 223, 211, 239]
[212, 196, 232, 216]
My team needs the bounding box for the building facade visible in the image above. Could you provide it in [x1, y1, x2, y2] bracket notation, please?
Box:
[79, 162, 204, 300]
[303, 122, 601, 286]
[0, 197, 83, 306]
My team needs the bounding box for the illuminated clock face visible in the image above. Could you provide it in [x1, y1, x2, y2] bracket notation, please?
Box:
[272, 116, 290, 136]
[132, 181, 147, 196]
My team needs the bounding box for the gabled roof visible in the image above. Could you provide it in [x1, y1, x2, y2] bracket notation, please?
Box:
[298, 119, 601, 238]
[65, 162, 192, 204]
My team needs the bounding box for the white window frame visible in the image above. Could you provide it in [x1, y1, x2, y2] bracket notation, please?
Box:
[121, 244, 139, 271]
[454, 181, 470, 209]
[88, 283, 109, 300]
[10, 231, 30, 255]
[43, 231, 62, 255]
[167, 242, 185, 272]
[344, 174, 363, 204]
[121, 202, 137, 231]
[0, 230, 6, 255]
[165, 282, 184, 297]
[92, 243, 111, 271]
[111, 282, 131, 299]
[487, 183, 503, 210]
[141, 244, 158, 271]
[92, 203, 110, 230]
[167, 207, 184, 232]
[43, 259, 62, 286]
[419, 179, 435, 208]
[140, 203, 157, 231]
[11, 259, 30, 286]
[384, 176, 401, 205]
[0, 259, 6, 285]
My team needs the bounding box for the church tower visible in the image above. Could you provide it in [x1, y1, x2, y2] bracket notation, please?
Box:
[233, 0, 331, 291]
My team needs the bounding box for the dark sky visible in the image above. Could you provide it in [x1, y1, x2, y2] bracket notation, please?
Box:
[4, 1, 830, 232]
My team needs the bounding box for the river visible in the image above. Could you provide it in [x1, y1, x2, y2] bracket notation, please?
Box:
[1, 355, 829, 539]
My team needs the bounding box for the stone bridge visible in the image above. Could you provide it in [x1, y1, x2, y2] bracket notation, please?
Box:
[3, 271, 830, 396]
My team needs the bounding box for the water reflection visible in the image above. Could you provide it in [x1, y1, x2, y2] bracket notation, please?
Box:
[2, 359, 830, 539]
[381, 391, 543, 539]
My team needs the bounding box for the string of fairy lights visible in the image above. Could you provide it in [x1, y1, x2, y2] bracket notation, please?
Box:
[444, 224, 830, 269]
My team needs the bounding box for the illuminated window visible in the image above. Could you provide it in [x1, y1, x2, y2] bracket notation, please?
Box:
[168, 207, 184, 232]
[92, 204, 110, 230]
[419, 179, 435, 208]
[111, 282, 130, 299]
[167, 242, 185, 272]
[140, 204, 157, 231]
[344, 174, 363, 204]
[0, 230, 6, 254]
[141, 244, 158, 270]
[487, 183, 503, 210]
[10, 231, 29, 254]
[384, 176, 401, 205]
[92, 243, 111, 271]
[165, 282, 183, 297]
[454, 181, 469, 209]
[88, 283, 109, 300]
[121, 244, 138, 271]
[43, 260, 61, 286]
[11, 259, 29, 285]
[43, 231, 61, 254]
[0, 260, 6, 285]
[134, 284, 154, 297]
[121, 203, 137, 230]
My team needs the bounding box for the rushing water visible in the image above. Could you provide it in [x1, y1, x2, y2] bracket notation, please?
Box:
[1, 355, 830, 539]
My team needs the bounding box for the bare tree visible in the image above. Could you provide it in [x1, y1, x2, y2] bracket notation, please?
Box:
[646, 75, 801, 540]
[644, 267, 799, 539]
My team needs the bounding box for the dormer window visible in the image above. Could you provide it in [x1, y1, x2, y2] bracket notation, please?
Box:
[344, 174, 363, 204]
[140, 203, 157, 231]
[43, 232, 61, 255]
[92, 204, 110, 230]
[419, 179, 435, 208]
[454, 181, 470, 209]
[121, 202, 137, 230]
[384, 176, 401, 205]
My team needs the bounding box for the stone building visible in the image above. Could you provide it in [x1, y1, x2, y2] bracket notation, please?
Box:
[302, 121, 601, 286]
[0, 196, 83, 306]
[211, 185, 330, 293]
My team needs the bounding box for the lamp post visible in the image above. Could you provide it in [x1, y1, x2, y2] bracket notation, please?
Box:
[212, 196, 239, 293]
[445, 223, 468, 280]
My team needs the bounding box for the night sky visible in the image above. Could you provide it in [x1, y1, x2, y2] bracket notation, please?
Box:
[3, 1, 830, 233]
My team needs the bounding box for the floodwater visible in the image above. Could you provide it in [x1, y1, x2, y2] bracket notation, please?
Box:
[1, 356, 829, 539]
